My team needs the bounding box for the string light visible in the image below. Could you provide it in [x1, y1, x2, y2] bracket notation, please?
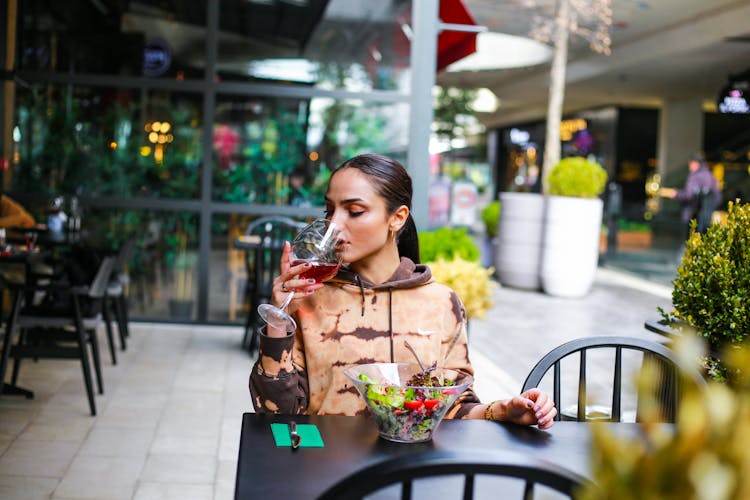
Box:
[145, 120, 173, 165]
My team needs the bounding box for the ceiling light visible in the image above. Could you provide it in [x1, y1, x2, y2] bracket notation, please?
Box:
[446, 32, 553, 72]
[247, 59, 319, 83]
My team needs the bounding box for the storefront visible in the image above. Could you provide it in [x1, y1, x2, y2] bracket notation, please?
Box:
[0, 0, 433, 323]
[494, 107, 656, 221]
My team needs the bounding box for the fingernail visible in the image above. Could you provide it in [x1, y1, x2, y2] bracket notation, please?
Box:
[307, 279, 315, 284]
[304, 262, 311, 267]
[534, 405, 541, 412]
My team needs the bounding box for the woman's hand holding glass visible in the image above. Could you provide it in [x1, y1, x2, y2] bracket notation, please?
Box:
[260, 219, 342, 335]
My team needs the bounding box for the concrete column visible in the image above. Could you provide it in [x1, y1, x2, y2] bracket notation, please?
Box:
[407, 0, 439, 230]
[657, 97, 704, 184]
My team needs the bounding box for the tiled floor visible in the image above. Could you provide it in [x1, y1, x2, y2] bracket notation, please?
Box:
[0, 323, 252, 500]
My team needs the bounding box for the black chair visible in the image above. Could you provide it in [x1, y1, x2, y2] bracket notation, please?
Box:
[3, 256, 115, 416]
[105, 237, 136, 354]
[521, 335, 705, 422]
[240, 216, 305, 352]
[316, 449, 590, 500]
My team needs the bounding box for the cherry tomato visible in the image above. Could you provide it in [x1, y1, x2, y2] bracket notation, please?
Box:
[403, 400, 423, 411]
[423, 399, 439, 410]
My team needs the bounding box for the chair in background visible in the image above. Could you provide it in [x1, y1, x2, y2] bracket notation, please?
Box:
[316, 449, 590, 500]
[3, 256, 115, 416]
[521, 335, 705, 422]
[239, 216, 305, 353]
[105, 237, 136, 354]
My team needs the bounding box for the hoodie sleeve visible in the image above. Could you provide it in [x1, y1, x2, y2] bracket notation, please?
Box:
[441, 291, 483, 419]
[249, 329, 309, 414]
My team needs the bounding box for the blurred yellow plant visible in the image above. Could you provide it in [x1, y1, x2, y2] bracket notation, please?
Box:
[427, 255, 496, 320]
[577, 334, 750, 500]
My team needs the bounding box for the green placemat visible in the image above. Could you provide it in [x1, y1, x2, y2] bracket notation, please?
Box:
[270, 423, 325, 448]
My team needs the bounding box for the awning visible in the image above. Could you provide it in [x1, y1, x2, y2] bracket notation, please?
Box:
[437, 0, 479, 72]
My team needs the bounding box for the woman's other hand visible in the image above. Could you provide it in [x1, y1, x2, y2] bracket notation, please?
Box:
[497, 388, 557, 429]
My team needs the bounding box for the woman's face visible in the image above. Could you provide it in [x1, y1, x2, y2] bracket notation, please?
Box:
[325, 168, 399, 265]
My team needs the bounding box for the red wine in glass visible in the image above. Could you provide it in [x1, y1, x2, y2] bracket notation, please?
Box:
[258, 219, 342, 331]
[293, 260, 341, 283]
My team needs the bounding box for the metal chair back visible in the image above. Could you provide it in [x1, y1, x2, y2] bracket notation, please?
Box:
[522, 335, 705, 422]
[316, 449, 590, 500]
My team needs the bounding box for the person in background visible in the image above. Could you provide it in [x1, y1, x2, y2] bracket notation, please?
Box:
[0, 193, 35, 229]
[288, 169, 312, 208]
[249, 153, 557, 428]
[659, 153, 721, 237]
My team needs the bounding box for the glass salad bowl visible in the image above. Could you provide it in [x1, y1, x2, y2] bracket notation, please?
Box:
[344, 363, 473, 443]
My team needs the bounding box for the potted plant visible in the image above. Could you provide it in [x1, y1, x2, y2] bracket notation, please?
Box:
[418, 228, 494, 322]
[428, 256, 495, 321]
[660, 200, 750, 381]
[418, 227, 480, 263]
[480, 200, 500, 270]
[495, 190, 546, 290]
[540, 156, 608, 298]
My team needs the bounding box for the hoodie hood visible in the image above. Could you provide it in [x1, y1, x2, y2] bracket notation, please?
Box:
[330, 257, 432, 290]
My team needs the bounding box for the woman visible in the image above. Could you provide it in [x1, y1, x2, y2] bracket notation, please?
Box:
[249, 154, 557, 428]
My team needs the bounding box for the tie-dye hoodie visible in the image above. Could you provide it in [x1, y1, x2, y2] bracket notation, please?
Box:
[249, 257, 481, 418]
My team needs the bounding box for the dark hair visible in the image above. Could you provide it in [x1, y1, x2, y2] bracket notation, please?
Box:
[688, 153, 706, 166]
[332, 154, 420, 263]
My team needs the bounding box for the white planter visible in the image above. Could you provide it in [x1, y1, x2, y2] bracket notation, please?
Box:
[541, 196, 603, 298]
[495, 192, 545, 290]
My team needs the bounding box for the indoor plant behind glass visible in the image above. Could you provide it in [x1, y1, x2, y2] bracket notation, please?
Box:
[541, 156, 608, 298]
[164, 213, 199, 319]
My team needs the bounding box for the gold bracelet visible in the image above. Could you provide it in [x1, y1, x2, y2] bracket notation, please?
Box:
[484, 401, 496, 421]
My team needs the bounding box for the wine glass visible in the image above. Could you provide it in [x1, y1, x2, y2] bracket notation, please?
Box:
[25, 231, 38, 251]
[258, 219, 342, 331]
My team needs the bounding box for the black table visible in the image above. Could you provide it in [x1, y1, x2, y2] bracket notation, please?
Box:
[234, 413, 656, 499]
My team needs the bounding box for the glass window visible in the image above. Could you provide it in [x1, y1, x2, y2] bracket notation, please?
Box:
[11, 85, 203, 200]
[208, 212, 316, 323]
[17, 0, 207, 78]
[85, 207, 200, 322]
[212, 95, 410, 204]
[218, 0, 412, 92]
[209, 212, 254, 324]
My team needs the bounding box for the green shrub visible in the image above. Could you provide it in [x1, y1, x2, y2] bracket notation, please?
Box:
[418, 227, 480, 263]
[480, 201, 501, 238]
[663, 201, 750, 366]
[547, 156, 607, 198]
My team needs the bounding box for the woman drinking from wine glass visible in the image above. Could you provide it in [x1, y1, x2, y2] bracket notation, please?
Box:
[249, 154, 557, 428]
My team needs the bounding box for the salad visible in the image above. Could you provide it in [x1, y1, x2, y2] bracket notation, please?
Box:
[355, 365, 463, 443]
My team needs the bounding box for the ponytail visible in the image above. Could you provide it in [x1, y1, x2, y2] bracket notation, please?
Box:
[397, 214, 420, 264]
